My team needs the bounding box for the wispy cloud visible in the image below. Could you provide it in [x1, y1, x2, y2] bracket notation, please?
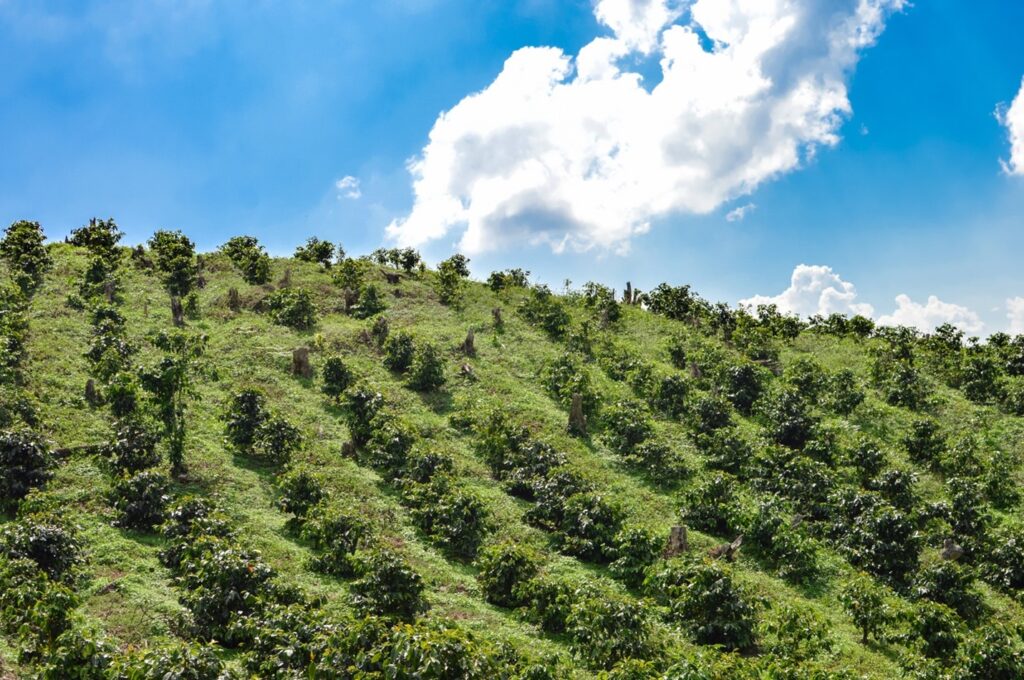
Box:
[997, 76, 1024, 175]
[725, 203, 756, 222]
[336, 175, 362, 199]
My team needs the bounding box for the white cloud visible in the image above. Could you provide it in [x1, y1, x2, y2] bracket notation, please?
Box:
[725, 203, 756, 222]
[1008, 297, 1024, 335]
[877, 294, 984, 334]
[740, 264, 874, 318]
[387, 0, 904, 254]
[335, 176, 362, 199]
[997, 76, 1024, 175]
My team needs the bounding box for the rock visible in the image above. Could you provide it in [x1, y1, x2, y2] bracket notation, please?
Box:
[940, 538, 964, 561]
[665, 526, 688, 557]
[292, 347, 313, 379]
[568, 393, 587, 436]
[460, 363, 475, 380]
[170, 297, 185, 327]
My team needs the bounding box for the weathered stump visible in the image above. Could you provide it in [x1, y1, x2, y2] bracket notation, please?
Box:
[85, 379, 99, 406]
[227, 287, 241, 312]
[170, 297, 185, 327]
[461, 329, 476, 357]
[709, 535, 743, 561]
[292, 347, 313, 379]
[568, 393, 587, 436]
[941, 538, 964, 561]
[492, 307, 504, 329]
[371, 317, 390, 346]
[665, 526, 688, 558]
[624, 281, 633, 305]
[103, 280, 116, 303]
[279, 268, 292, 288]
[385, 272, 401, 285]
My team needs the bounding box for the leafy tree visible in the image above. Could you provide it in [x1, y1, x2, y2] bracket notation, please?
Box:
[436, 255, 469, 306]
[383, 330, 415, 372]
[519, 285, 571, 338]
[148, 230, 198, 298]
[267, 287, 317, 330]
[825, 369, 865, 415]
[0, 429, 53, 511]
[68, 217, 123, 264]
[275, 466, 326, 522]
[407, 342, 446, 391]
[487, 268, 530, 291]
[321, 356, 354, 400]
[839, 572, 890, 644]
[912, 560, 983, 620]
[294, 237, 337, 267]
[1, 220, 51, 295]
[139, 330, 207, 476]
[0, 514, 82, 582]
[353, 283, 386, 319]
[219, 235, 271, 285]
[609, 526, 662, 588]
[902, 419, 945, 468]
[757, 387, 816, 449]
[680, 473, 743, 536]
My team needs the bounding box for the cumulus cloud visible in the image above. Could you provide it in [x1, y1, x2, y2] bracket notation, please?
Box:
[387, 0, 904, 254]
[336, 176, 362, 199]
[725, 203, 756, 222]
[997, 77, 1024, 175]
[1008, 297, 1024, 335]
[877, 294, 984, 334]
[740, 264, 874, 318]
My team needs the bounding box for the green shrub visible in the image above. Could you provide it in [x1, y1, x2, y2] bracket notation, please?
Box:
[267, 287, 317, 330]
[825, 369, 865, 415]
[519, 285, 570, 337]
[386, 621, 501, 678]
[832, 492, 921, 587]
[838, 572, 891, 644]
[343, 385, 385, 446]
[988, 524, 1024, 592]
[756, 387, 816, 449]
[0, 556, 77, 658]
[148, 230, 198, 298]
[112, 643, 228, 679]
[902, 419, 945, 468]
[487, 268, 530, 291]
[321, 356, 354, 400]
[223, 389, 268, 452]
[35, 626, 114, 679]
[407, 342, 446, 391]
[475, 541, 541, 608]
[953, 624, 1024, 679]
[294, 237, 338, 267]
[159, 497, 235, 571]
[687, 394, 732, 434]
[1, 220, 52, 295]
[567, 593, 655, 669]
[554, 492, 624, 563]
[350, 549, 427, 620]
[110, 470, 171, 531]
[301, 503, 368, 576]
[722, 364, 764, 415]
[680, 473, 742, 536]
[0, 428, 53, 511]
[652, 374, 690, 417]
[353, 283, 387, 319]
[104, 420, 161, 474]
[603, 400, 654, 455]
[405, 477, 489, 559]
[69, 217, 122, 263]
[695, 428, 752, 476]
[0, 515, 82, 582]
[526, 468, 594, 529]
[910, 600, 960, 659]
[518, 574, 579, 635]
[219, 235, 271, 285]
[544, 352, 598, 416]
[250, 416, 303, 467]
[757, 602, 833, 662]
[746, 498, 819, 583]
[383, 330, 415, 372]
[400, 450, 455, 485]
[912, 561, 983, 620]
[106, 371, 140, 418]
[436, 255, 468, 306]
[276, 466, 326, 521]
[363, 414, 416, 477]
[609, 526, 662, 588]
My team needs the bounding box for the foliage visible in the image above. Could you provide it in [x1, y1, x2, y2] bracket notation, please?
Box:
[912, 560, 983, 620]
[321, 356, 354, 400]
[220, 235, 271, 285]
[275, 466, 326, 521]
[475, 541, 541, 608]
[488, 268, 530, 291]
[294, 236, 338, 267]
[0, 428, 53, 511]
[148, 230, 198, 298]
[436, 254, 469, 305]
[109, 470, 171, 531]
[519, 285, 571, 337]
[353, 283, 386, 319]
[609, 526, 662, 588]
[553, 492, 624, 562]
[405, 476, 489, 559]
[342, 384, 385, 446]
[104, 419, 161, 474]
[407, 342, 447, 391]
[350, 549, 427, 620]
[267, 287, 318, 330]
[1, 220, 52, 295]
[680, 473, 742, 536]
[383, 330, 415, 372]
[0, 515, 82, 582]
[301, 503, 368, 576]
[567, 593, 655, 669]
[838, 572, 891, 644]
[544, 351, 598, 416]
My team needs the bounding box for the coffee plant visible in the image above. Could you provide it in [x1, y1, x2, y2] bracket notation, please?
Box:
[267, 287, 317, 330]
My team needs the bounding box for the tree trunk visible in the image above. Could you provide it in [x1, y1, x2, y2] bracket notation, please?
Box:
[568, 393, 587, 436]
[170, 297, 184, 327]
[292, 347, 313, 379]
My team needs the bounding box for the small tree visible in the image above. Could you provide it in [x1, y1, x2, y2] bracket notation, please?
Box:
[435, 256, 469, 306]
[148, 230, 198, 298]
[294, 237, 337, 268]
[267, 288, 317, 330]
[0, 429, 53, 512]
[475, 541, 541, 608]
[350, 549, 427, 620]
[408, 343, 446, 391]
[1, 220, 52, 295]
[139, 331, 207, 477]
[839, 572, 890, 644]
[383, 331, 415, 372]
[321, 357, 354, 400]
[219, 235, 271, 285]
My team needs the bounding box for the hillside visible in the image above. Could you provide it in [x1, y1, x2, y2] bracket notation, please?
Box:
[1, 219, 1024, 679]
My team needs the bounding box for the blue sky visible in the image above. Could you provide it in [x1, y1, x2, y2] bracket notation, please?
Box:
[1, 0, 1023, 333]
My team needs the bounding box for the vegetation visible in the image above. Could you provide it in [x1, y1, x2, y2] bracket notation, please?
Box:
[0, 221, 1022, 677]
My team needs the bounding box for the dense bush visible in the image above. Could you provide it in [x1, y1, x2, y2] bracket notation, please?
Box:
[687, 394, 733, 434]
[383, 330, 415, 372]
[436, 254, 469, 305]
[646, 558, 757, 651]
[1, 220, 52, 295]
[487, 268, 530, 291]
[518, 574, 580, 635]
[384, 621, 503, 678]
[350, 549, 427, 620]
[544, 352, 598, 416]
[0, 515, 82, 582]
[159, 497, 235, 571]
[838, 572, 891, 644]
[110, 470, 171, 531]
[833, 492, 921, 587]
[567, 593, 655, 669]
[988, 524, 1024, 592]
[475, 541, 541, 608]
[321, 356, 354, 399]
[275, 466, 326, 521]
[609, 526, 662, 588]
[824, 369, 865, 415]
[301, 503, 368, 576]
[267, 287, 317, 330]
[910, 600, 960, 659]
[223, 389, 268, 452]
[519, 285, 570, 338]
[756, 387, 816, 449]
[603, 400, 654, 454]
[104, 420, 161, 474]
[680, 473, 742, 536]
[746, 498, 819, 583]
[553, 492, 624, 563]
[294, 237, 338, 267]
[722, 364, 764, 415]
[952, 623, 1024, 678]
[757, 602, 833, 662]
[405, 477, 489, 559]
[343, 385, 385, 446]
[651, 373, 690, 417]
[912, 560, 983, 620]
[695, 428, 752, 476]
[364, 415, 416, 478]
[0, 556, 78, 661]
[0, 428, 53, 511]
[148, 230, 198, 298]
[220, 235, 271, 285]
[902, 419, 945, 468]
[525, 467, 594, 530]
[407, 342, 446, 391]
[112, 643, 228, 679]
[250, 416, 303, 467]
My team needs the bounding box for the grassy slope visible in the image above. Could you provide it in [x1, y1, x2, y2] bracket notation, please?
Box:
[5, 244, 1024, 676]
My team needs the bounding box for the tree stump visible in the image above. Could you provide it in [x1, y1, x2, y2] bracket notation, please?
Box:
[292, 347, 313, 379]
[461, 329, 476, 357]
[940, 538, 964, 561]
[170, 297, 185, 327]
[709, 535, 743, 561]
[279, 268, 292, 288]
[492, 307, 503, 330]
[568, 393, 587, 436]
[665, 526, 688, 558]
[103, 280, 116, 303]
[385, 272, 401, 285]
[85, 379, 99, 406]
[624, 281, 633, 305]
[227, 287, 241, 312]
